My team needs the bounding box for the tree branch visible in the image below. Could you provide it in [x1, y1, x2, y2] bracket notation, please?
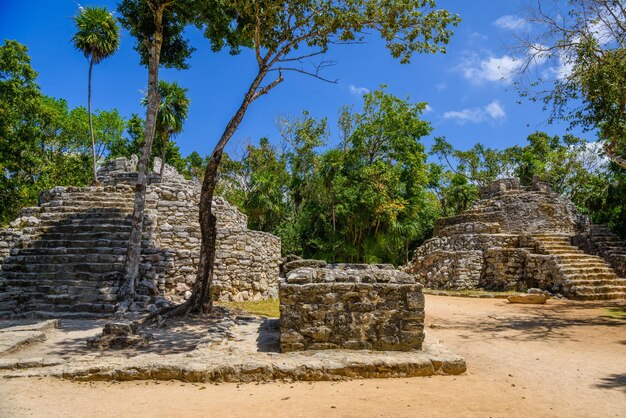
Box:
[252, 72, 284, 101]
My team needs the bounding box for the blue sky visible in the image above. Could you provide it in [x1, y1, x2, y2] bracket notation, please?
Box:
[0, 0, 594, 158]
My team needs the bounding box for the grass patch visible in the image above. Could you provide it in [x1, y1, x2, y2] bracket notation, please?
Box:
[603, 307, 626, 321]
[219, 299, 280, 318]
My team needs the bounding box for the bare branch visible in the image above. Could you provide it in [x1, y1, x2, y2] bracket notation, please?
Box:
[270, 66, 338, 83]
[252, 72, 284, 101]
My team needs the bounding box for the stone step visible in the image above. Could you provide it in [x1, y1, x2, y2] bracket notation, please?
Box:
[14, 247, 158, 256]
[559, 265, 616, 276]
[38, 224, 133, 234]
[552, 253, 606, 261]
[1, 262, 125, 273]
[39, 206, 134, 215]
[542, 249, 585, 255]
[2, 283, 118, 295]
[561, 270, 618, 280]
[33, 292, 118, 304]
[28, 239, 149, 249]
[564, 278, 626, 287]
[2, 277, 118, 288]
[42, 198, 134, 207]
[5, 253, 126, 265]
[568, 284, 626, 295]
[38, 212, 133, 221]
[1, 271, 120, 282]
[570, 292, 626, 301]
[38, 231, 147, 241]
[558, 261, 614, 268]
[0, 310, 111, 319]
[39, 218, 133, 227]
[17, 301, 117, 314]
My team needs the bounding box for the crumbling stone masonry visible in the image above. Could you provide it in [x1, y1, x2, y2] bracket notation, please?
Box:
[280, 263, 425, 352]
[0, 157, 281, 318]
[405, 178, 626, 300]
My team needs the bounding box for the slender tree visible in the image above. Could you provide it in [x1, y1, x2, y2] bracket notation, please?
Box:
[117, 0, 240, 304]
[72, 5, 120, 183]
[141, 80, 190, 177]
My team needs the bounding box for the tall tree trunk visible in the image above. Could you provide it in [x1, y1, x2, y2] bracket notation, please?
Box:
[119, 10, 165, 303]
[87, 59, 98, 184]
[185, 71, 269, 314]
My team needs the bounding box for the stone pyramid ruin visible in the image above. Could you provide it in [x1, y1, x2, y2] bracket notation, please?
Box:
[0, 157, 281, 318]
[405, 178, 626, 300]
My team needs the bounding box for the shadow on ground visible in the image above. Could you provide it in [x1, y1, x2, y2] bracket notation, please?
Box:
[18, 317, 217, 360]
[427, 298, 626, 343]
[595, 373, 626, 393]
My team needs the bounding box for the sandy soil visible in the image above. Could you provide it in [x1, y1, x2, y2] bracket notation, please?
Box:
[0, 295, 624, 418]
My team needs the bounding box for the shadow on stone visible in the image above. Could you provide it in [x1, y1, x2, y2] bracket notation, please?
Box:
[256, 318, 279, 353]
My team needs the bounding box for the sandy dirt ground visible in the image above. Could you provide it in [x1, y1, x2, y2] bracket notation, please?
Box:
[0, 295, 624, 418]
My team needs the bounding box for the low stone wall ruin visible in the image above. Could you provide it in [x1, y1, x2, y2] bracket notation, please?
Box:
[279, 264, 425, 352]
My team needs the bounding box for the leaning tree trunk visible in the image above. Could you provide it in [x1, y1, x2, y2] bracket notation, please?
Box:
[119, 11, 165, 303]
[184, 74, 268, 314]
[87, 59, 98, 184]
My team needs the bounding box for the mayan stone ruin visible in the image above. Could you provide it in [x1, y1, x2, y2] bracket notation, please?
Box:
[405, 178, 626, 300]
[0, 157, 281, 318]
[279, 261, 425, 352]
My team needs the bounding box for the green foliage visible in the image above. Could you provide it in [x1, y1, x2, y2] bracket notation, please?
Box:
[218, 88, 437, 264]
[140, 80, 190, 172]
[224, 0, 460, 65]
[0, 40, 136, 225]
[72, 6, 120, 64]
[117, 0, 243, 69]
[520, 0, 626, 167]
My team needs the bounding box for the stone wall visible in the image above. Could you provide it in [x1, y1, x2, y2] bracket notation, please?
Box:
[481, 248, 527, 291]
[106, 158, 282, 302]
[408, 250, 483, 290]
[279, 264, 424, 352]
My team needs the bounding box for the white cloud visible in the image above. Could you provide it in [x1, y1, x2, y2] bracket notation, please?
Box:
[443, 100, 506, 125]
[458, 53, 522, 85]
[484, 101, 505, 119]
[424, 104, 433, 113]
[435, 82, 447, 92]
[348, 85, 369, 96]
[493, 15, 529, 31]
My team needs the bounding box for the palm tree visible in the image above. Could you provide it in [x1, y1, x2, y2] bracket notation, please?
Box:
[142, 80, 190, 178]
[72, 6, 120, 183]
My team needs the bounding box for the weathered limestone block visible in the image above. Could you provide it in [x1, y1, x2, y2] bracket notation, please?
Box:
[481, 248, 528, 291]
[406, 250, 483, 290]
[507, 294, 547, 304]
[280, 264, 425, 352]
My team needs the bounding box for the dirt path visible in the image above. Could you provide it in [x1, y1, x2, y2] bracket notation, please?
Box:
[1, 295, 624, 417]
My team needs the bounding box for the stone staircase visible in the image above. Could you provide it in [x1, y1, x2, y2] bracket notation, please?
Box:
[532, 234, 626, 300]
[0, 186, 157, 319]
[584, 225, 626, 277]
